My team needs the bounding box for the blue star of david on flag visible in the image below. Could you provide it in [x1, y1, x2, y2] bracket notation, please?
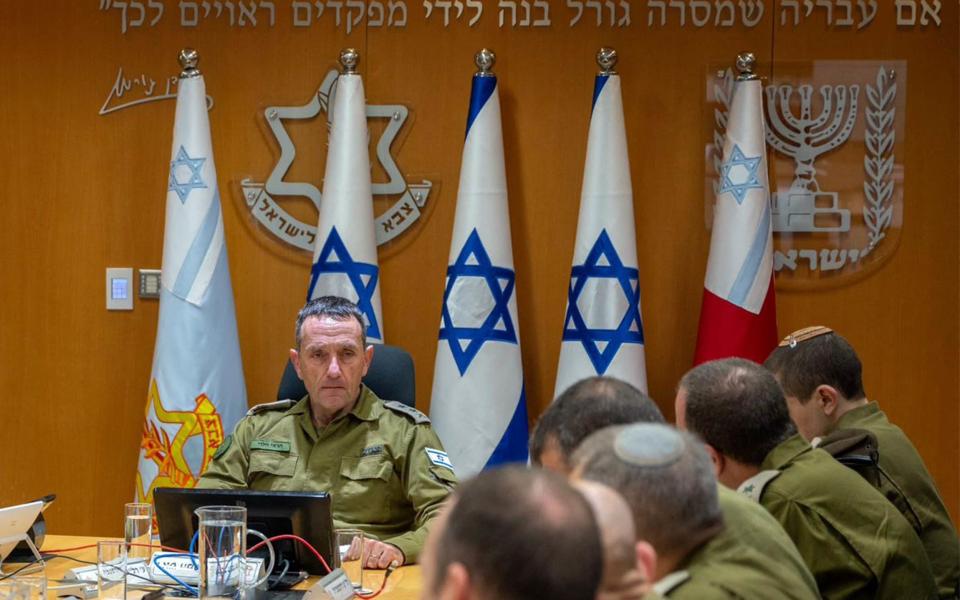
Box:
[439, 229, 518, 376]
[308, 227, 381, 340]
[167, 146, 207, 203]
[562, 229, 644, 374]
[718, 144, 763, 205]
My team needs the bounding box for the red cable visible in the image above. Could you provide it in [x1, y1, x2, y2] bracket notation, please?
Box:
[245, 534, 391, 597]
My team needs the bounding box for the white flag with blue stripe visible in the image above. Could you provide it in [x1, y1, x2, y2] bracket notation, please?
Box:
[136, 68, 247, 502]
[307, 71, 384, 342]
[430, 67, 528, 478]
[554, 70, 648, 397]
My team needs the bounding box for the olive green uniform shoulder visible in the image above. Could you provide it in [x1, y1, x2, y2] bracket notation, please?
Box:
[837, 402, 960, 599]
[196, 387, 455, 564]
[758, 433, 938, 600]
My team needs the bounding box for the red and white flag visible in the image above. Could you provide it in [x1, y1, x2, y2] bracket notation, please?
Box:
[694, 69, 777, 365]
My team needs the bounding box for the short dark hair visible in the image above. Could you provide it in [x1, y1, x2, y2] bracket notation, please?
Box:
[294, 296, 367, 348]
[572, 424, 723, 560]
[680, 358, 794, 466]
[432, 466, 603, 600]
[530, 377, 665, 466]
[764, 330, 866, 402]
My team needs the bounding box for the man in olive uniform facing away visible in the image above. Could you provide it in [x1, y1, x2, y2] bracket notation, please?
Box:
[765, 326, 960, 599]
[676, 357, 937, 600]
[530, 376, 819, 599]
[198, 296, 457, 567]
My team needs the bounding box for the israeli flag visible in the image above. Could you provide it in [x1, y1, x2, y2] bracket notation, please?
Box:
[307, 72, 384, 342]
[430, 68, 529, 478]
[554, 71, 648, 397]
[136, 70, 247, 501]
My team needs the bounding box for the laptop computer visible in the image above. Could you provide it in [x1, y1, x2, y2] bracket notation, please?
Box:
[0, 501, 44, 572]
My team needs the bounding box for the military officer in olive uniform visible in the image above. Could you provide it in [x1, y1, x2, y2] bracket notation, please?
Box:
[766, 326, 960, 599]
[573, 423, 818, 599]
[678, 358, 937, 600]
[197, 296, 457, 567]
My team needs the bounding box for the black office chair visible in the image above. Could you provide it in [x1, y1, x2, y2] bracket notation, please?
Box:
[276, 343, 417, 408]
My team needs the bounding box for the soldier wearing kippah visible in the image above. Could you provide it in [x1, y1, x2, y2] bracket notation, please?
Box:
[572, 423, 818, 599]
[766, 326, 959, 599]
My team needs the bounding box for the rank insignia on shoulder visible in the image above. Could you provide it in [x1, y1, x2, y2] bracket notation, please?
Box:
[425, 447, 454, 471]
[736, 469, 782, 503]
[246, 399, 297, 417]
[653, 570, 691, 595]
[383, 400, 430, 424]
[212, 435, 232, 460]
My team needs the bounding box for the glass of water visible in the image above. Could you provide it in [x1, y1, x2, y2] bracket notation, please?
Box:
[195, 506, 246, 600]
[123, 503, 152, 562]
[97, 540, 127, 600]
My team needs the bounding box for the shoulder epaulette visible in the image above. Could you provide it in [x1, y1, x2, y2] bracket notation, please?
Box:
[737, 469, 782, 503]
[246, 399, 297, 417]
[383, 400, 430, 424]
[653, 570, 691, 595]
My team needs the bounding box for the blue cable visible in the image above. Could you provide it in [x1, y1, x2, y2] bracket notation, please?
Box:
[188, 532, 199, 569]
[152, 553, 199, 596]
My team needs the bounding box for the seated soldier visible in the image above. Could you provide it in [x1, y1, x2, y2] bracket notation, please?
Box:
[531, 376, 818, 599]
[419, 466, 603, 600]
[197, 296, 457, 567]
[765, 326, 959, 598]
[574, 479, 653, 600]
[677, 358, 937, 600]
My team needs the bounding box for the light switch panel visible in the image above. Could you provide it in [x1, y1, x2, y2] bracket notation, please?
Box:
[106, 267, 134, 310]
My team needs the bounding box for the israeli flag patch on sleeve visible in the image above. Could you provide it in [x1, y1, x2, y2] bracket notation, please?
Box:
[426, 447, 454, 471]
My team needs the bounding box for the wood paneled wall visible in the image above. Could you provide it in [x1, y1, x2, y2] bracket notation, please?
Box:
[0, 1, 956, 536]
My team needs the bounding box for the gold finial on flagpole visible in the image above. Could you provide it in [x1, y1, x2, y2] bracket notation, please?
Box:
[597, 47, 618, 75]
[475, 48, 496, 77]
[178, 48, 201, 79]
[340, 48, 359, 74]
[736, 52, 759, 81]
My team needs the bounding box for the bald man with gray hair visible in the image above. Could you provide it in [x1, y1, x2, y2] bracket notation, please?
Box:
[574, 480, 652, 600]
[572, 423, 819, 599]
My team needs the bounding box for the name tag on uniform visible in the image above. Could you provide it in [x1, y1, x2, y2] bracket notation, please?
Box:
[250, 439, 291, 453]
[361, 445, 384, 457]
[425, 448, 454, 471]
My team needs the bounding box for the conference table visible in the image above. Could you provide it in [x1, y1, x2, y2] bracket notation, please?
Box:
[27, 535, 423, 599]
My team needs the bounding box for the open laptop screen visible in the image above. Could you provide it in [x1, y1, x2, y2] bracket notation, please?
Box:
[154, 488, 335, 576]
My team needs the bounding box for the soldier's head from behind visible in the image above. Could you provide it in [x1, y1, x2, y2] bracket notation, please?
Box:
[420, 465, 603, 600]
[676, 358, 795, 489]
[572, 424, 723, 582]
[530, 376, 665, 474]
[764, 326, 868, 441]
[289, 296, 374, 427]
[573, 479, 655, 600]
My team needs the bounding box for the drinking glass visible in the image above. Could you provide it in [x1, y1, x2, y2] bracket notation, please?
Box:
[195, 506, 246, 600]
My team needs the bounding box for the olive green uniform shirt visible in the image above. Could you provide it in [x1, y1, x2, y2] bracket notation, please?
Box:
[747, 434, 936, 600]
[660, 486, 820, 600]
[196, 386, 457, 563]
[836, 401, 960, 598]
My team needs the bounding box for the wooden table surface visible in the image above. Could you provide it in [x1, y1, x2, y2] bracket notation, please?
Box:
[27, 535, 423, 600]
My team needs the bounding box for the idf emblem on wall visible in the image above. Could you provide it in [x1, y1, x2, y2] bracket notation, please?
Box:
[241, 70, 433, 250]
[706, 61, 906, 288]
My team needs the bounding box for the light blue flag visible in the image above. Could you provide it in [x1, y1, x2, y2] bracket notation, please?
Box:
[555, 63, 648, 398]
[430, 59, 528, 478]
[136, 64, 247, 502]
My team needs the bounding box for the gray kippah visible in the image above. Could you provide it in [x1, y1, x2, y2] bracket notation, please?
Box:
[614, 423, 684, 467]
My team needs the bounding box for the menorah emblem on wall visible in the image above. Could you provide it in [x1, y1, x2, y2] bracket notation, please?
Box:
[765, 84, 860, 233]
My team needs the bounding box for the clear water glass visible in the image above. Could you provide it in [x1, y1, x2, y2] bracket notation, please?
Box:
[195, 506, 246, 600]
[123, 503, 153, 565]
